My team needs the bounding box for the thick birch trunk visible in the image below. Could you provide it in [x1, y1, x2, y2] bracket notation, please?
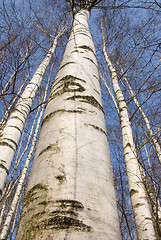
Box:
[16, 10, 121, 240]
[0, 37, 58, 195]
[103, 44, 157, 239]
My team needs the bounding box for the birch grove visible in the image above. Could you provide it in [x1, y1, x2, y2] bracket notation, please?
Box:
[0, 0, 161, 239]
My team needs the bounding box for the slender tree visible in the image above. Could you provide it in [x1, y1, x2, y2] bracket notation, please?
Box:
[102, 27, 157, 239]
[16, 1, 121, 239]
[0, 28, 66, 195]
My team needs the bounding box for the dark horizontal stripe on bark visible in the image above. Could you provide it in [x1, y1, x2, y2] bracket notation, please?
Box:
[87, 124, 107, 137]
[38, 143, 60, 157]
[115, 89, 124, 95]
[77, 45, 96, 57]
[66, 95, 104, 113]
[119, 106, 128, 112]
[2, 138, 18, 148]
[70, 31, 92, 39]
[93, 74, 99, 81]
[12, 108, 27, 119]
[51, 81, 85, 98]
[0, 141, 15, 151]
[15, 103, 31, 115]
[83, 57, 97, 67]
[28, 82, 39, 87]
[9, 115, 24, 125]
[6, 125, 22, 135]
[41, 109, 85, 127]
[0, 163, 9, 174]
[94, 89, 100, 95]
[51, 75, 86, 92]
[57, 61, 76, 73]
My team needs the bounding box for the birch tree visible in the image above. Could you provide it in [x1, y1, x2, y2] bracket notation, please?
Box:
[16, 1, 121, 239]
[102, 27, 158, 239]
[0, 63, 52, 240]
[0, 26, 67, 195]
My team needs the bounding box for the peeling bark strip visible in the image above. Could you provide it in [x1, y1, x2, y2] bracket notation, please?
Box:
[16, 9, 121, 240]
[0, 35, 59, 194]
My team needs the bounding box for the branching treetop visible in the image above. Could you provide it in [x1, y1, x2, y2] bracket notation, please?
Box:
[68, 0, 102, 15]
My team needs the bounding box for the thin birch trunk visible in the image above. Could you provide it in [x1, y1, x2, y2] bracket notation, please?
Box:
[0, 32, 61, 195]
[0, 73, 29, 130]
[121, 71, 161, 164]
[16, 9, 121, 240]
[0, 44, 31, 97]
[0, 68, 50, 240]
[102, 34, 157, 239]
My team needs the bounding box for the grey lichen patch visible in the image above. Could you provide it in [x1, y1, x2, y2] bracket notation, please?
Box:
[130, 189, 139, 197]
[38, 142, 60, 157]
[67, 95, 104, 113]
[41, 109, 84, 127]
[23, 183, 47, 208]
[86, 124, 107, 137]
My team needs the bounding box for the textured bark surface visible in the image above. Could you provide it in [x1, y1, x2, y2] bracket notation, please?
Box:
[103, 44, 157, 240]
[0, 37, 58, 194]
[16, 10, 121, 240]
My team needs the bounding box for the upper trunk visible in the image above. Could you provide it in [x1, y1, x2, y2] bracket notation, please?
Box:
[16, 9, 121, 240]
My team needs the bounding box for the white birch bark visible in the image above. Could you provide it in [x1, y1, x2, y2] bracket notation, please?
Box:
[0, 34, 60, 195]
[122, 72, 161, 164]
[16, 10, 121, 240]
[102, 38, 157, 239]
[0, 71, 50, 240]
